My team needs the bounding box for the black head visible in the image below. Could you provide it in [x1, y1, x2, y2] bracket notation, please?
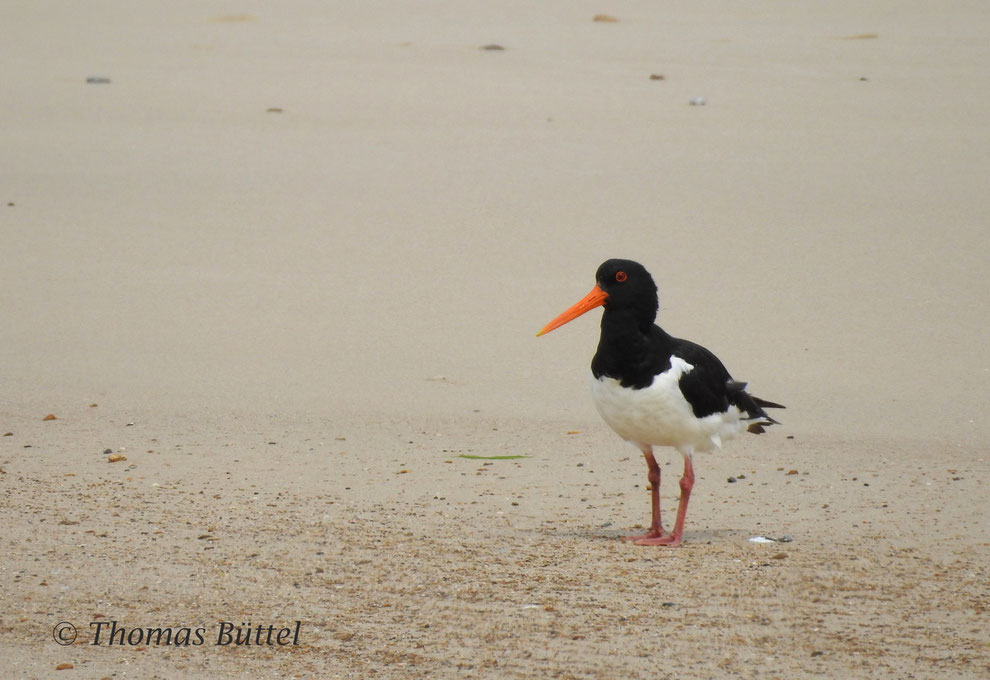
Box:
[595, 259, 659, 326]
[537, 258, 660, 337]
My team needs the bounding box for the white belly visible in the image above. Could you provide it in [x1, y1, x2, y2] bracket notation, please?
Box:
[589, 357, 745, 454]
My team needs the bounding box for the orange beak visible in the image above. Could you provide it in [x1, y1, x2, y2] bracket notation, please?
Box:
[537, 284, 608, 336]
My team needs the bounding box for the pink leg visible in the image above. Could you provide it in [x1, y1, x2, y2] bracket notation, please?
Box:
[634, 454, 694, 546]
[622, 448, 667, 541]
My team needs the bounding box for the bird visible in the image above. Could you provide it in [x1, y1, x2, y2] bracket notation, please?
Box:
[537, 259, 784, 546]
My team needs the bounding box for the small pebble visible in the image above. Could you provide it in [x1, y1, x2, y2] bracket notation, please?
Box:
[689, 96, 706, 106]
[777, 534, 794, 543]
[86, 76, 111, 84]
[480, 44, 505, 51]
[727, 476, 737, 483]
[649, 74, 665, 80]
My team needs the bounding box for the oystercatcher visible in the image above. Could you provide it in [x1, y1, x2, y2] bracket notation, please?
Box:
[538, 259, 784, 546]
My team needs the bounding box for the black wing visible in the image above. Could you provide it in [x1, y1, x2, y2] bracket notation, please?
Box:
[672, 338, 735, 419]
[673, 337, 785, 428]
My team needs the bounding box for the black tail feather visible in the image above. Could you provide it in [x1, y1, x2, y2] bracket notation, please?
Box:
[725, 380, 784, 433]
[752, 395, 786, 410]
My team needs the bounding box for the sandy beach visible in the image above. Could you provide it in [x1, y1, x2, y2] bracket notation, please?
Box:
[2, 2, 988, 678]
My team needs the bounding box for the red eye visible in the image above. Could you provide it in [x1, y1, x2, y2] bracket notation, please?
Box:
[615, 271, 627, 282]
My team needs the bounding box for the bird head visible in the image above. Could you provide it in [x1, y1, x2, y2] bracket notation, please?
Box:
[538, 259, 658, 336]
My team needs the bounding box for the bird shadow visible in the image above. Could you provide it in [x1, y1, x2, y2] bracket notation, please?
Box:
[522, 524, 746, 547]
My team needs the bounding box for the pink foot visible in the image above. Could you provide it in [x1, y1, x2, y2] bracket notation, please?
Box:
[622, 528, 666, 542]
[633, 533, 682, 547]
